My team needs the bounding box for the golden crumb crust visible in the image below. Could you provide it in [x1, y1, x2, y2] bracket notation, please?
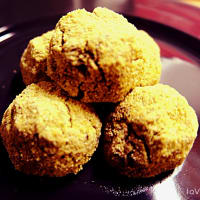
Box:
[103, 84, 198, 178]
[0, 81, 102, 177]
[47, 7, 161, 103]
[20, 31, 54, 85]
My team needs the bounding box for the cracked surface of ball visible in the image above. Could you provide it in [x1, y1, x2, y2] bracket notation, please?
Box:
[20, 30, 54, 85]
[47, 7, 161, 103]
[0, 81, 102, 177]
[103, 84, 198, 178]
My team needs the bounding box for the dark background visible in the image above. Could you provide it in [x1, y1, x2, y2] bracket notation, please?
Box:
[0, 0, 133, 27]
[1, 0, 200, 39]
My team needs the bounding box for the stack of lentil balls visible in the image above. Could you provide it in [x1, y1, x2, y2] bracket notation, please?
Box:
[0, 7, 198, 178]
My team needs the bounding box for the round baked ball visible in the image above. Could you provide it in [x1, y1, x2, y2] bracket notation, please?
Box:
[103, 84, 198, 178]
[20, 30, 54, 85]
[0, 81, 101, 177]
[47, 7, 161, 103]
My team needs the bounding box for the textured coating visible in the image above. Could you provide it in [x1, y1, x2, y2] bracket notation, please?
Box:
[103, 84, 198, 178]
[47, 7, 161, 103]
[0, 81, 102, 177]
[20, 31, 54, 85]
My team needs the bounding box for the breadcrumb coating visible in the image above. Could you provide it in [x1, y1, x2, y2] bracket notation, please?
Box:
[103, 84, 198, 178]
[20, 31, 54, 85]
[47, 7, 161, 102]
[0, 81, 102, 177]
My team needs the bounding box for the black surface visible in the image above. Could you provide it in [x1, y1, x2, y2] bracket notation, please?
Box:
[0, 14, 200, 200]
[0, 0, 133, 27]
